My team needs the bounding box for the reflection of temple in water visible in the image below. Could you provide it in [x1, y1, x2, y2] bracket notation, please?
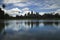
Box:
[25, 21, 40, 28]
[4, 20, 60, 32]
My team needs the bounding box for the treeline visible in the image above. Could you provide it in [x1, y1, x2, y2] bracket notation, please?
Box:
[0, 8, 60, 20]
[4, 11, 60, 20]
[0, 8, 4, 19]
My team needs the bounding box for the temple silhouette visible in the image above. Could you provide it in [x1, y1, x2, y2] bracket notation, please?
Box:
[0, 4, 60, 20]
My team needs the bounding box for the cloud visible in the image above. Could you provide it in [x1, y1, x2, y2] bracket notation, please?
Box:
[55, 9, 60, 13]
[2, 0, 60, 13]
[51, 9, 60, 15]
[3, 0, 28, 4]
[35, 0, 60, 9]
[3, 0, 60, 9]
[13, 3, 29, 7]
[39, 4, 60, 9]
[49, 4, 60, 9]
[22, 7, 29, 11]
[22, 8, 30, 16]
[39, 12, 45, 15]
[10, 8, 22, 12]
[4, 8, 22, 17]
[4, 7, 30, 16]
[13, 2, 40, 7]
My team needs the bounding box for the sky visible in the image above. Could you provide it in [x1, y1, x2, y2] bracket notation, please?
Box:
[0, 0, 60, 17]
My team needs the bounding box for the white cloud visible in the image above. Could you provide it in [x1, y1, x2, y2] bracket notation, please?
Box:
[22, 7, 29, 11]
[39, 4, 60, 9]
[22, 8, 31, 16]
[37, 0, 60, 9]
[26, 1, 41, 6]
[13, 1, 39, 7]
[39, 12, 45, 15]
[13, 1, 42, 7]
[3, 0, 28, 4]
[3, 0, 60, 10]
[55, 9, 60, 14]
[22, 11, 30, 16]
[4, 7, 31, 16]
[49, 4, 60, 8]
[13, 3, 28, 7]
[10, 8, 22, 12]
[4, 8, 22, 17]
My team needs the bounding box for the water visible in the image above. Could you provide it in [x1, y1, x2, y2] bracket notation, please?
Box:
[0, 20, 60, 40]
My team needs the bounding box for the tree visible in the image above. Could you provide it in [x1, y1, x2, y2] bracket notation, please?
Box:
[0, 8, 4, 19]
[54, 13, 60, 19]
[4, 14, 9, 19]
[2, 4, 5, 8]
[27, 12, 30, 16]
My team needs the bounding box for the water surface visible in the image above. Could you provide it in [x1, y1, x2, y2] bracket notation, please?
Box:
[0, 20, 60, 40]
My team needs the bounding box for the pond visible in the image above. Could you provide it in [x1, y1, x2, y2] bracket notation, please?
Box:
[0, 20, 60, 40]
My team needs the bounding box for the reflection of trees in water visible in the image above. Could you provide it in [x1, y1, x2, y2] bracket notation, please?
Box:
[54, 22, 59, 26]
[25, 21, 60, 28]
[25, 21, 40, 28]
[0, 20, 6, 40]
[0, 21, 4, 32]
[5, 23, 9, 26]
[43, 22, 59, 26]
[43, 22, 53, 26]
